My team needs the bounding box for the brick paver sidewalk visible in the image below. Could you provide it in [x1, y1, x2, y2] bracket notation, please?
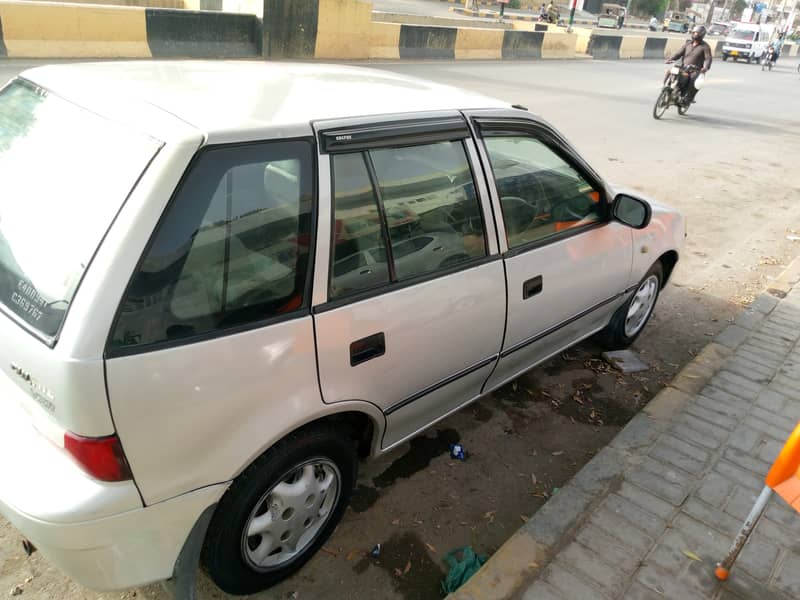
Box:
[452, 263, 800, 600]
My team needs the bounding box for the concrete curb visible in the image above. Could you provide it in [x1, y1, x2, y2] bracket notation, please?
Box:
[447, 255, 800, 600]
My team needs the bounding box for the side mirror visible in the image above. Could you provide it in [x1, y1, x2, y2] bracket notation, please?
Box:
[612, 194, 652, 229]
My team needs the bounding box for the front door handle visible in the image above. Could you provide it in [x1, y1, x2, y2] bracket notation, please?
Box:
[350, 332, 386, 366]
[523, 276, 543, 300]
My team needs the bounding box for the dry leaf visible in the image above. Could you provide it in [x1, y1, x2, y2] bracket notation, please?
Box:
[683, 549, 703, 562]
[346, 549, 360, 561]
[520, 514, 529, 523]
[403, 560, 412, 575]
[321, 547, 339, 557]
[528, 562, 540, 569]
[552, 451, 564, 456]
[531, 473, 538, 485]
[394, 568, 403, 577]
[425, 543, 437, 553]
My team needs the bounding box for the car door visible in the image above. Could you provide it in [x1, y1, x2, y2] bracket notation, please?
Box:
[466, 112, 635, 392]
[104, 140, 324, 504]
[311, 115, 506, 450]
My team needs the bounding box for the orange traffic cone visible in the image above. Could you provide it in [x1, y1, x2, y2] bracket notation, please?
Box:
[716, 420, 800, 581]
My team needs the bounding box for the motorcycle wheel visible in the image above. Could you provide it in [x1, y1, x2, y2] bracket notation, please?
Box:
[653, 88, 669, 120]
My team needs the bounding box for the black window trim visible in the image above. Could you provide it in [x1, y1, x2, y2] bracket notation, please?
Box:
[318, 116, 470, 154]
[104, 135, 319, 359]
[324, 137, 494, 308]
[473, 117, 614, 257]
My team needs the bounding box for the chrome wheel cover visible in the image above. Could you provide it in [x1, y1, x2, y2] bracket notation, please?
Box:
[241, 459, 341, 571]
[624, 275, 659, 337]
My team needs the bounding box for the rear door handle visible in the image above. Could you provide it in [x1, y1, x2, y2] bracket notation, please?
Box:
[523, 276, 543, 300]
[350, 332, 386, 366]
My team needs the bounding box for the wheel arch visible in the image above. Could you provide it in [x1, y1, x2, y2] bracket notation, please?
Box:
[657, 250, 679, 288]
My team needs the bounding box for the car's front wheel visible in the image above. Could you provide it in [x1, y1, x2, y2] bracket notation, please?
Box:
[597, 262, 663, 350]
[201, 425, 357, 595]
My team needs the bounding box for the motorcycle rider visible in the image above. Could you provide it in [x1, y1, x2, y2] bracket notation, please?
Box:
[665, 24, 712, 104]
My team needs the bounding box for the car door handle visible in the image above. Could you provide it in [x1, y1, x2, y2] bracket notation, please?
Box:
[350, 332, 386, 367]
[523, 276, 543, 300]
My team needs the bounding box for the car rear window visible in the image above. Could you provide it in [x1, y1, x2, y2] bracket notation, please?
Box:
[0, 79, 162, 340]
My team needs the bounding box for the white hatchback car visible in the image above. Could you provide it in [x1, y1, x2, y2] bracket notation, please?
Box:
[0, 62, 684, 596]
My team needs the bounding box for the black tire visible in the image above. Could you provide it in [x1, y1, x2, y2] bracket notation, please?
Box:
[596, 262, 663, 350]
[653, 88, 670, 120]
[201, 425, 358, 595]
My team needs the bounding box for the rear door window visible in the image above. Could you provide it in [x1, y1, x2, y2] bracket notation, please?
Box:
[329, 140, 487, 300]
[109, 140, 315, 352]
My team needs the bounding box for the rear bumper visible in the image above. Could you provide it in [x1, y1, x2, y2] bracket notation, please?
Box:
[0, 483, 226, 591]
[0, 368, 228, 590]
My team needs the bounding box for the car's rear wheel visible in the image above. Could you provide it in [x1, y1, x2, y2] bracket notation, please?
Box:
[201, 425, 357, 595]
[596, 262, 663, 350]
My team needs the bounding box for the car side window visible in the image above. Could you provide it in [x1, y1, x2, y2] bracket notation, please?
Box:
[110, 140, 314, 350]
[483, 136, 603, 249]
[329, 140, 487, 300]
[330, 153, 391, 299]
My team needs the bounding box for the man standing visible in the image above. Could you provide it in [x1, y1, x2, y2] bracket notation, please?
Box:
[666, 24, 712, 104]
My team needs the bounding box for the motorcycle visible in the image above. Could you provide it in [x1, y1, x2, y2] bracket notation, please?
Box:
[761, 46, 776, 71]
[653, 63, 701, 120]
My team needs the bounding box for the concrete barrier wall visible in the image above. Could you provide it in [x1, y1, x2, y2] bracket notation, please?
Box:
[0, 15, 6, 56]
[263, 0, 317, 59]
[541, 31, 576, 59]
[587, 34, 622, 59]
[399, 24, 457, 59]
[501, 30, 544, 59]
[369, 21, 400, 59]
[0, 0, 257, 58]
[619, 35, 645, 59]
[0, 0, 734, 63]
[455, 27, 503, 60]
[643, 37, 666, 59]
[0, 1, 150, 57]
[314, 0, 371, 59]
[145, 9, 257, 57]
[663, 37, 685, 60]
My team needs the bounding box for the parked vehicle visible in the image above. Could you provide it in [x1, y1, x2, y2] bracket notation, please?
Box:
[722, 23, 774, 63]
[708, 21, 731, 36]
[663, 11, 690, 33]
[653, 63, 701, 119]
[598, 3, 625, 28]
[0, 61, 685, 596]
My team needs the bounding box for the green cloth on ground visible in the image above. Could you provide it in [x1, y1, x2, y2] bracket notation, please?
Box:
[440, 546, 489, 594]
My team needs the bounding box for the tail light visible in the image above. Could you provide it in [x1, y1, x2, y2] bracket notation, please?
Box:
[63, 432, 133, 482]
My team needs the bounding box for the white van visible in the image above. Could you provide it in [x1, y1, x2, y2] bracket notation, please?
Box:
[722, 23, 774, 62]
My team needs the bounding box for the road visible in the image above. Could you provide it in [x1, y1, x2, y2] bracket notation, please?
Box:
[371, 0, 694, 35]
[1, 57, 799, 600]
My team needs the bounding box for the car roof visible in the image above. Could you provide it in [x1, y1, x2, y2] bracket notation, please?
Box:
[21, 61, 510, 142]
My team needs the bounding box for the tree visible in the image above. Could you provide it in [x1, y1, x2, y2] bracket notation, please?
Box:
[731, 0, 746, 19]
[629, 0, 668, 18]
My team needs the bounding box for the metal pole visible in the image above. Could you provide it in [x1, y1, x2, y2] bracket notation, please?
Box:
[568, 0, 578, 31]
[715, 485, 773, 581]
